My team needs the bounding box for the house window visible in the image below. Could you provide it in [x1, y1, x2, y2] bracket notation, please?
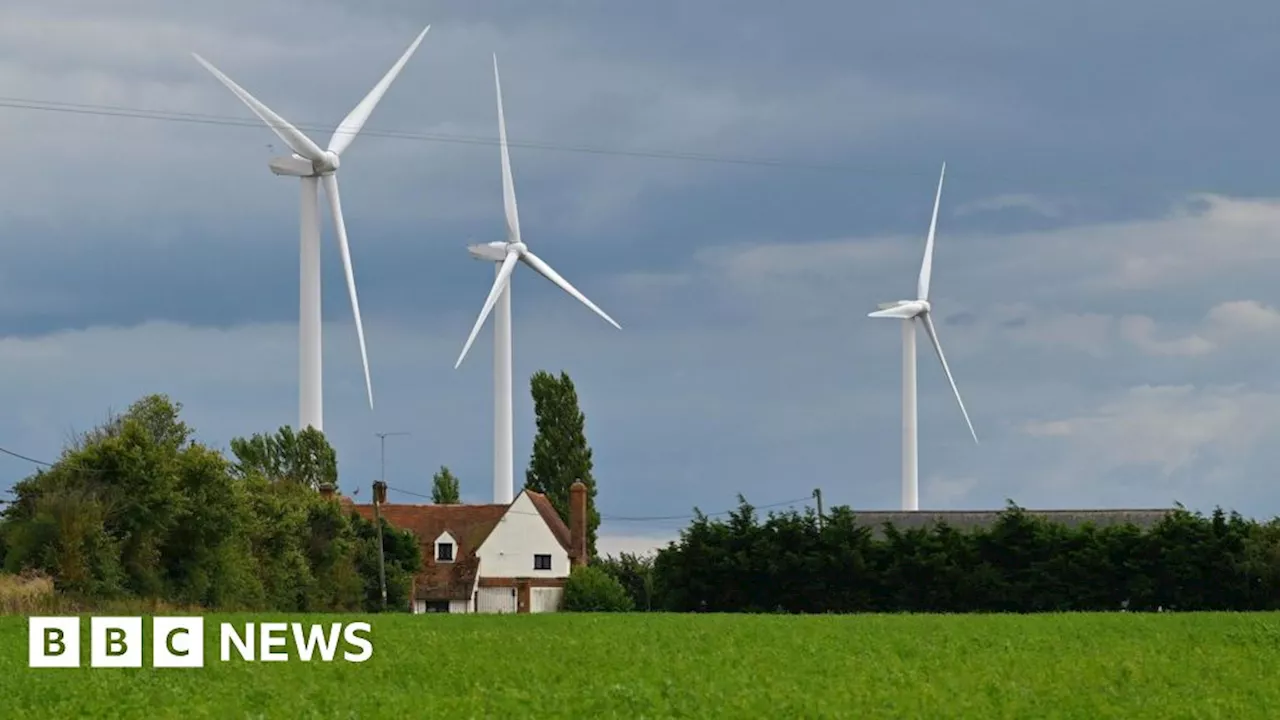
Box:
[534, 554, 552, 570]
[425, 600, 450, 613]
[437, 542, 454, 562]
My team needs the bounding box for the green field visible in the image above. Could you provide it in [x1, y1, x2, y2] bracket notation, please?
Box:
[1, 612, 1278, 718]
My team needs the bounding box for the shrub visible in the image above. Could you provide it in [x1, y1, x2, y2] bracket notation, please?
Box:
[562, 564, 634, 612]
[0, 571, 56, 614]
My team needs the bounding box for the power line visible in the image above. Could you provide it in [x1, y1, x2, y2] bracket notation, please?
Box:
[0, 442, 814, 522]
[0, 445, 53, 467]
[0, 94, 874, 174]
[381, 482, 812, 523]
[0, 444, 107, 476]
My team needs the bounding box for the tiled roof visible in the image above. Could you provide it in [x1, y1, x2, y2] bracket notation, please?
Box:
[348, 501, 509, 602]
[526, 491, 572, 552]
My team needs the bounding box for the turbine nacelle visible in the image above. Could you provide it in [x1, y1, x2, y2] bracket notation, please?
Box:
[268, 154, 315, 177]
[869, 300, 930, 319]
[467, 241, 508, 262]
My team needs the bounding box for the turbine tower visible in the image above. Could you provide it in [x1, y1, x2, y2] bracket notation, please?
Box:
[192, 25, 430, 431]
[868, 163, 978, 511]
[455, 55, 621, 504]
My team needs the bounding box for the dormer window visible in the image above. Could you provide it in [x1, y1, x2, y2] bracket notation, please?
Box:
[434, 530, 458, 564]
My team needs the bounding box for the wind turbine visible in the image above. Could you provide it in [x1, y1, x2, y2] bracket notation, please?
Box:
[191, 25, 431, 432]
[867, 163, 978, 512]
[454, 55, 621, 505]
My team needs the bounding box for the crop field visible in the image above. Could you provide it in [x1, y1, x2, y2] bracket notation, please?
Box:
[1, 612, 1278, 718]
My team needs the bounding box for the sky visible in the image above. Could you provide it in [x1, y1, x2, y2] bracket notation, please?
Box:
[3, 1, 1280, 557]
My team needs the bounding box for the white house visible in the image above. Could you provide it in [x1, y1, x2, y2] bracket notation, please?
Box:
[339, 481, 589, 614]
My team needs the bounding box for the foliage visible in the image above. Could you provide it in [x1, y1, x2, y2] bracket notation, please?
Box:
[649, 498, 1280, 613]
[2, 612, 1279, 717]
[594, 552, 657, 611]
[525, 370, 601, 557]
[431, 466, 461, 504]
[0, 395, 417, 613]
[348, 510, 421, 611]
[229, 425, 337, 490]
[562, 563, 634, 612]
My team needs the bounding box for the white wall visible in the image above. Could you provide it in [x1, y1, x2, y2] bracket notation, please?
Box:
[449, 599, 470, 614]
[530, 587, 564, 613]
[476, 586, 517, 613]
[476, 491, 571, 578]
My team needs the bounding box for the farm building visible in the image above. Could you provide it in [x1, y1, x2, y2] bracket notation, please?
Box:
[337, 481, 589, 614]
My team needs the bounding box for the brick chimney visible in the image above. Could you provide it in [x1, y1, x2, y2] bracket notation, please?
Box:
[569, 480, 588, 567]
[373, 481, 388, 505]
[318, 482, 335, 500]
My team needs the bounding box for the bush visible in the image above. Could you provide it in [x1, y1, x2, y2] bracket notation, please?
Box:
[562, 564, 634, 612]
[593, 552, 656, 610]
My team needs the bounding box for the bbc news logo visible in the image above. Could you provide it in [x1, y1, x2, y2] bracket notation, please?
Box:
[28, 616, 373, 668]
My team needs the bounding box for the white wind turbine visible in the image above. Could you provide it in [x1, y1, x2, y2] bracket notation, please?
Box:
[868, 163, 978, 511]
[455, 55, 621, 505]
[191, 25, 431, 432]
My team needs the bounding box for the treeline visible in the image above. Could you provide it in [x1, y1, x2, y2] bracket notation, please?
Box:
[0, 395, 420, 612]
[8, 392, 1279, 616]
[598, 500, 1280, 613]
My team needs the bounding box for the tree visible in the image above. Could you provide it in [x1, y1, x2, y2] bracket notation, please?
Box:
[524, 370, 600, 557]
[0, 394, 420, 614]
[431, 466, 460, 504]
[230, 426, 337, 490]
[1, 395, 255, 604]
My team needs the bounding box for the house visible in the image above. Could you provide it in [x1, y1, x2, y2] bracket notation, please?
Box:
[333, 481, 589, 614]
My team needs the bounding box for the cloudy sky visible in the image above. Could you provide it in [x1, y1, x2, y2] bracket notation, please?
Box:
[2, 1, 1279, 556]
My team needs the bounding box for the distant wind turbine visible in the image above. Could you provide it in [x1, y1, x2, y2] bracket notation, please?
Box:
[455, 55, 621, 505]
[868, 162, 978, 511]
[191, 25, 431, 432]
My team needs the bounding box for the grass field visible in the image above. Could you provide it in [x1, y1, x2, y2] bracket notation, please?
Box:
[1, 612, 1278, 718]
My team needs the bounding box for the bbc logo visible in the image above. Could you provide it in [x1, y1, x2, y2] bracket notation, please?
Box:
[30, 616, 374, 668]
[30, 616, 204, 668]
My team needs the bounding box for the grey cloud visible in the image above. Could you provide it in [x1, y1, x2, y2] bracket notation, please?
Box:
[5, 0, 1280, 527]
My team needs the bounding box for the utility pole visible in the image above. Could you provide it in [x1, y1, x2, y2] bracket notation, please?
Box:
[373, 479, 389, 610]
[373, 432, 407, 611]
[813, 488, 824, 530]
[375, 431, 410, 488]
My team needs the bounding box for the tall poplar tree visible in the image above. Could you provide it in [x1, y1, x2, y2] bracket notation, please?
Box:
[525, 370, 600, 557]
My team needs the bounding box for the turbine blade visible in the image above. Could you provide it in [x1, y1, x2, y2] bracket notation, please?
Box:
[917, 162, 946, 301]
[921, 312, 978, 444]
[320, 174, 374, 410]
[455, 253, 521, 368]
[493, 55, 522, 244]
[191, 53, 325, 162]
[520, 251, 621, 330]
[328, 25, 431, 156]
